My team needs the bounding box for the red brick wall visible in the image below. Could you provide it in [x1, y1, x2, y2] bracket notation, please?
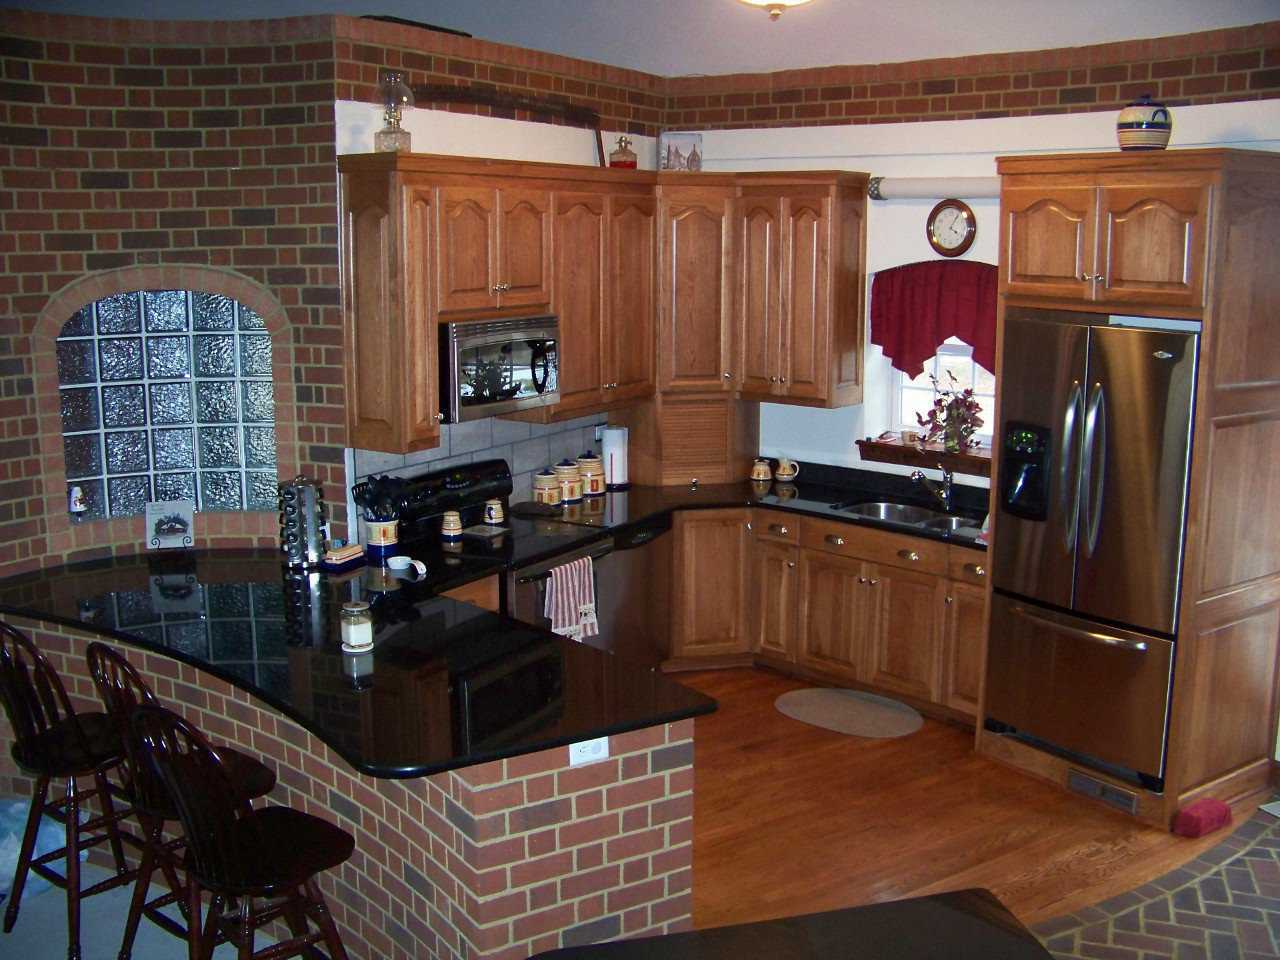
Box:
[664, 21, 1280, 128]
[0, 619, 697, 959]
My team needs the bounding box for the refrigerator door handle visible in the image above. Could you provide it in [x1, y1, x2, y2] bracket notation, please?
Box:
[1010, 604, 1148, 652]
[1059, 380, 1084, 554]
[1080, 381, 1107, 558]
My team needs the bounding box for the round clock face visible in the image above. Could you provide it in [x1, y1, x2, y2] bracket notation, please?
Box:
[927, 199, 976, 257]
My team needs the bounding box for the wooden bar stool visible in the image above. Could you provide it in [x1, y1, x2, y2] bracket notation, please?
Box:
[85, 641, 278, 960]
[131, 703, 354, 960]
[0, 621, 134, 960]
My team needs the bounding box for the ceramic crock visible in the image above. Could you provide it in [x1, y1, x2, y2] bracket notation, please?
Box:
[1116, 94, 1172, 151]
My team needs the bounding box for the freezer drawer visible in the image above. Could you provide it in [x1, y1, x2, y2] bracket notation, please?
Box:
[985, 592, 1174, 783]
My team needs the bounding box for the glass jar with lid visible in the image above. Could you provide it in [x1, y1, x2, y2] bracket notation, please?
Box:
[340, 600, 374, 651]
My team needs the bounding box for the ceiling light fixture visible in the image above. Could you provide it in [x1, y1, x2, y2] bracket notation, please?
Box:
[738, 0, 813, 21]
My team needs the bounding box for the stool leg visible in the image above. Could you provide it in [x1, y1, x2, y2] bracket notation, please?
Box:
[117, 814, 161, 960]
[237, 895, 253, 960]
[304, 877, 350, 960]
[185, 878, 204, 960]
[3, 774, 50, 933]
[93, 770, 128, 874]
[64, 777, 82, 960]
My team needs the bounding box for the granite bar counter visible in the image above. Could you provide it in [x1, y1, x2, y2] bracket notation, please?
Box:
[0, 549, 714, 959]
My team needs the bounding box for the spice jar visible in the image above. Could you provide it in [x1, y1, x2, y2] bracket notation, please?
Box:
[576, 453, 605, 496]
[340, 601, 373, 651]
[533, 469, 562, 505]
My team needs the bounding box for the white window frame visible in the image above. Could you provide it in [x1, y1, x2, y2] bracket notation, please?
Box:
[891, 338, 995, 442]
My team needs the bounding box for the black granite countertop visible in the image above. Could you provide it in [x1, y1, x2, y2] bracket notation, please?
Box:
[0, 549, 714, 779]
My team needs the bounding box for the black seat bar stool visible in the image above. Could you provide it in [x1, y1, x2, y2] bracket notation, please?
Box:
[131, 704, 354, 960]
[0, 621, 134, 960]
[85, 641, 278, 960]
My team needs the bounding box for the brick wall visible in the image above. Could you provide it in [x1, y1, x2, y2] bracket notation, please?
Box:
[663, 21, 1280, 128]
[1, 12, 1277, 582]
[0, 619, 697, 959]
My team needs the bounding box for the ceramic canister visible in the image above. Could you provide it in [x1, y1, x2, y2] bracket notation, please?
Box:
[553, 459, 584, 503]
[577, 453, 606, 496]
[440, 510, 463, 543]
[533, 469, 562, 505]
[364, 518, 399, 563]
[1116, 94, 1172, 151]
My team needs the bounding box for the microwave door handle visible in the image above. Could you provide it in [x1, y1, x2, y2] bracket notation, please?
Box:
[1060, 380, 1083, 554]
[1082, 383, 1107, 557]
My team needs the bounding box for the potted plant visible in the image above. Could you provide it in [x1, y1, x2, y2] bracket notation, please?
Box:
[916, 371, 983, 453]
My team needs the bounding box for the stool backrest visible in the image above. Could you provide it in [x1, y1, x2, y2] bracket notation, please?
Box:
[86, 642, 167, 812]
[131, 704, 255, 889]
[0, 620, 90, 756]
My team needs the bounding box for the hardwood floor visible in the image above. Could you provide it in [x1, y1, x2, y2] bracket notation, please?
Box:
[680, 667, 1270, 930]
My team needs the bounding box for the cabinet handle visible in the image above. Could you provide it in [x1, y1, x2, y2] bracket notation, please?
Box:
[610, 382, 618, 389]
[769, 524, 789, 535]
[963, 563, 986, 577]
[868, 578, 879, 586]
[897, 549, 921, 562]
[825, 535, 845, 547]
[745, 521, 752, 531]
[1078, 273, 1103, 282]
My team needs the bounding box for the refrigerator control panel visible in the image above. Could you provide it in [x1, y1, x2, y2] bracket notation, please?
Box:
[1000, 422, 1050, 521]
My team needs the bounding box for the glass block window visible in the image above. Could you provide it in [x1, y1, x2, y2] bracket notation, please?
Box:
[57, 290, 278, 520]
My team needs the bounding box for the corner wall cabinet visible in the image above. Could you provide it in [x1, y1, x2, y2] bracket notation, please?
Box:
[985, 149, 1280, 827]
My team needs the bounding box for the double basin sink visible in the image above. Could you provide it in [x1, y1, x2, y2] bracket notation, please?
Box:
[830, 500, 983, 537]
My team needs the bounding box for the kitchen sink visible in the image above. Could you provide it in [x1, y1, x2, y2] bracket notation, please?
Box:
[921, 515, 983, 534]
[835, 501, 939, 525]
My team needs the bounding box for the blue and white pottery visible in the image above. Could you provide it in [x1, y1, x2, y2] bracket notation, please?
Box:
[1116, 94, 1172, 151]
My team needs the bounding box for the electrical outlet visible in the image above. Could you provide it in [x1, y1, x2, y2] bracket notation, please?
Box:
[568, 736, 609, 766]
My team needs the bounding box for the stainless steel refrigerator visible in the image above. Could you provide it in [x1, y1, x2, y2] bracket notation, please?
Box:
[985, 307, 1199, 790]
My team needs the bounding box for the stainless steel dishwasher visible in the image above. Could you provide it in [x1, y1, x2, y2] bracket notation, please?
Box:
[508, 514, 672, 668]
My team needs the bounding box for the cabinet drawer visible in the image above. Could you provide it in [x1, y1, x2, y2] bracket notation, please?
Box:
[752, 509, 800, 544]
[947, 547, 989, 586]
[799, 517, 946, 575]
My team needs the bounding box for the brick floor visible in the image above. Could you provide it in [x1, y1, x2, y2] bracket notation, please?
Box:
[1033, 807, 1280, 960]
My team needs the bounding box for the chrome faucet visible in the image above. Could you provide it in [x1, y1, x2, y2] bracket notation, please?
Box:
[910, 464, 954, 514]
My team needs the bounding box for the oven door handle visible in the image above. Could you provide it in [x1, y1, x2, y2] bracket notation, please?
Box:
[515, 544, 614, 585]
[1010, 604, 1148, 652]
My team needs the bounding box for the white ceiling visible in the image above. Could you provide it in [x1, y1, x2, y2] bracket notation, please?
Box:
[19, 0, 1280, 76]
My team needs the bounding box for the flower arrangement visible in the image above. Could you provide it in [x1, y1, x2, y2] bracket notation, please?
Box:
[916, 371, 984, 453]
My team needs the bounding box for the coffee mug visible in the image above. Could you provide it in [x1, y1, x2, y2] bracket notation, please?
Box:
[483, 498, 505, 524]
[387, 555, 427, 578]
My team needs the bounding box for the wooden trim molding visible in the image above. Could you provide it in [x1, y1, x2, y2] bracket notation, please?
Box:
[856, 437, 993, 478]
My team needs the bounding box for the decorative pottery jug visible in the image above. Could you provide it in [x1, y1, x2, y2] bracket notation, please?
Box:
[1116, 94, 1172, 151]
[775, 458, 800, 482]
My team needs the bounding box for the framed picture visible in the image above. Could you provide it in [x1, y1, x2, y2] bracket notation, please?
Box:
[146, 499, 194, 550]
[659, 132, 704, 171]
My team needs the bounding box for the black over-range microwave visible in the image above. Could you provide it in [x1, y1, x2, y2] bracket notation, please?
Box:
[439, 315, 560, 422]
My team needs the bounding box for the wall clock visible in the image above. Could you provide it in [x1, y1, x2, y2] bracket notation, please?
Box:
[926, 199, 976, 257]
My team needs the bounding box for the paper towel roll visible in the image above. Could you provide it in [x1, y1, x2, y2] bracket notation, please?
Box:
[602, 426, 629, 490]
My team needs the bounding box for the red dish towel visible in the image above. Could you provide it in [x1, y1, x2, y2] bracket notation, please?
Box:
[869, 259, 998, 377]
[544, 556, 598, 640]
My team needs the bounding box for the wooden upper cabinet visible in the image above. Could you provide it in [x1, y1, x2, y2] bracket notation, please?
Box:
[340, 170, 440, 453]
[658, 187, 736, 392]
[438, 184, 551, 314]
[551, 192, 607, 415]
[1000, 161, 1212, 311]
[780, 194, 834, 401]
[738, 195, 783, 396]
[606, 194, 657, 403]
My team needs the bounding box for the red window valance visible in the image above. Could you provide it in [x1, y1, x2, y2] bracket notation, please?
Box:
[869, 260, 997, 377]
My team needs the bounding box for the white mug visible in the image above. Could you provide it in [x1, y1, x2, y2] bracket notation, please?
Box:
[386, 555, 427, 578]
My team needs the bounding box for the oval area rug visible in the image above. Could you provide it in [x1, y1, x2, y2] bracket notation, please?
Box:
[775, 688, 924, 738]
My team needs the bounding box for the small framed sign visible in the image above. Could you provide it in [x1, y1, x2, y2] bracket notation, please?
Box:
[146, 500, 194, 550]
[658, 132, 703, 171]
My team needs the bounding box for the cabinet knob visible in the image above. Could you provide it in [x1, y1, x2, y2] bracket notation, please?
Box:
[945, 595, 954, 605]
[769, 524, 788, 535]
[868, 578, 879, 586]
[857, 576, 867, 584]
[1078, 273, 1103, 283]
[610, 382, 618, 389]
[779, 376, 787, 383]
[825, 535, 845, 546]
[723, 371, 732, 380]
[787, 561, 796, 568]
[963, 563, 986, 577]
[745, 521, 752, 531]
[897, 549, 921, 562]
[435, 412, 445, 422]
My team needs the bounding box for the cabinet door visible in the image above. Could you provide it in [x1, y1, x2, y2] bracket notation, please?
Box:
[737, 195, 782, 396]
[438, 185, 498, 313]
[670, 509, 750, 658]
[797, 549, 867, 681]
[1096, 183, 1209, 308]
[863, 563, 945, 702]
[498, 188, 553, 309]
[1002, 185, 1097, 301]
[659, 192, 735, 392]
[942, 580, 987, 716]
[779, 194, 831, 401]
[551, 192, 607, 414]
[607, 194, 656, 403]
[751, 539, 799, 660]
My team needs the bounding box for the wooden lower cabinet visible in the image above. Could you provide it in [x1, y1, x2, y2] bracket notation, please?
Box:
[669, 509, 752, 661]
[942, 580, 987, 715]
[863, 563, 945, 703]
[750, 538, 799, 661]
[796, 549, 867, 681]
